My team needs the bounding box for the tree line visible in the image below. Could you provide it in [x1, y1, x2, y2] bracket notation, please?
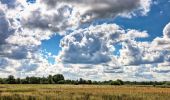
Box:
[0, 74, 170, 86]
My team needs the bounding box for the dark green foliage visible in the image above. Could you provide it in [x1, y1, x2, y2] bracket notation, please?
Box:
[165, 81, 170, 85]
[29, 77, 41, 84]
[0, 78, 5, 84]
[111, 81, 121, 85]
[52, 74, 64, 84]
[40, 77, 48, 84]
[0, 75, 170, 86]
[58, 80, 65, 84]
[87, 80, 92, 84]
[78, 78, 86, 84]
[116, 79, 124, 85]
[47, 75, 54, 84]
[16, 78, 21, 84]
[6, 75, 16, 84]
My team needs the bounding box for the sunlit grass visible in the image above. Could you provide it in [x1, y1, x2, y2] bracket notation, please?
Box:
[0, 84, 170, 100]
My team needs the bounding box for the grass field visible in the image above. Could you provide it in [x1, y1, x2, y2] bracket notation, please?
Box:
[0, 84, 170, 100]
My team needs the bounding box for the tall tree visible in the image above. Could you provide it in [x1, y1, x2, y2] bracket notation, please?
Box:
[6, 75, 15, 84]
[16, 78, 21, 84]
[48, 75, 54, 84]
[52, 74, 64, 84]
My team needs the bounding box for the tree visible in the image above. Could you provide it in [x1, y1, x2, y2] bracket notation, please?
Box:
[58, 80, 65, 84]
[0, 78, 4, 84]
[21, 79, 29, 84]
[48, 75, 54, 84]
[111, 81, 121, 85]
[40, 77, 48, 84]
[16, 78, 21, 84]
[87, 80, 92, 84]
[26, 77, 30, 84]
[165, 81, 170, 85]
[79, 78, 86, 84]
[6, 75, 15, 84]
[29, 77, 40, 84]
[79, 78, 83, 84]
[116, 79, 124, 85]
[52, 74, 64, 84]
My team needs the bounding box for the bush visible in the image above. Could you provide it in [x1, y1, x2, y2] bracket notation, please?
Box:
[58, 80, 65, 84]
[53, 74, 65, 84]
[111, 81, 121, 85]
[165, 82, 170, 85]
[116, 79, 124, 85]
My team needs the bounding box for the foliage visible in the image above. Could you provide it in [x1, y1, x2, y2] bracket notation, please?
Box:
[52, 74, 64, 84]
[0, 74, 170, 86]
[6, 75, 16, 84]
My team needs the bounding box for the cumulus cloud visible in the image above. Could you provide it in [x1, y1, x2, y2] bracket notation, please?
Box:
[0, 0, 17, 8]
[118, 40, 165, 66]
[104, 66, 123, 73]
[0, 8, 13, 45]
[21, 0, 152, 35]
[1, 0, 170, 81]
[163, 22, 170, 38]
[41, 0, 152, 20]
[57, 24, 150, 65]
[0, 4, 18, 59]
[21, 4, 80, 35]
[19, 2, 82, 35]
[0, 1, 54, 77]
[57, 24, 120, 64]
[117, 22, 170, 66]
[56, 21, 170, 81]
[153, 62, 170, 73]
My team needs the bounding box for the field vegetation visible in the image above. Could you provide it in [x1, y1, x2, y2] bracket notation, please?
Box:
[0, 84, 170, 100]
[0, 74, 170, 100]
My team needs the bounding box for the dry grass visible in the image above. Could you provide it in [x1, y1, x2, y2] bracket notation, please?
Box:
[0, 84, 170, 100]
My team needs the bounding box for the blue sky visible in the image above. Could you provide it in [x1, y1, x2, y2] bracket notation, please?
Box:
[41, 34, 63, 56]
[115, 0, 170, 40]
[0, 0, 170, 81]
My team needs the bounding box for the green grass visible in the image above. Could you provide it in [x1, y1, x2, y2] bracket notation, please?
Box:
[0, 84, 170, 100]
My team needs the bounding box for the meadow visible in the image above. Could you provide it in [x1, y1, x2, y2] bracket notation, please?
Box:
[0, 84, 170, 100]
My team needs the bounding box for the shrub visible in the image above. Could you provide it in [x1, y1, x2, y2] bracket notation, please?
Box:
[111, 81, 121, 85]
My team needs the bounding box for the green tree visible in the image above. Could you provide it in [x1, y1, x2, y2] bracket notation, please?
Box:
[29, 77, 40, 84]
[58, 80, 65, 84]
[52, 74, 64, 84]
[48, 75, 54, 84]
[0, 78, 4, 84]
[116, 79, 124, 85]
[16, 78, 21, 84]
[79, 78, 86, 84]
[26, 77, 30, 84]
[111, 81, 121, 85]
[6, 75, 15, 84]
[165, 81, 170, 85]
[40, 77, 48, 84]
[87, 80, 92, 84]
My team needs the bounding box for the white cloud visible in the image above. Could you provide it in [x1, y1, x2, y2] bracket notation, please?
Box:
[21, 3, 81, 35]
[55, 21, 170, 81]
[58, 23, 151, 65]
[0, 1, 55, 77]
[118, 40, 166, 66]
[125, 30, 149, 39]
[57, 24, 122, 64]
[41, 0, 152, 20]
[163, 22, 170, 38]
[1, 0, 170, 81]
[0, 0, 17, 8]
[21, 0, 152, 35]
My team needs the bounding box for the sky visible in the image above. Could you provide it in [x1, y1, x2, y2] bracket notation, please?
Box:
[0, 0, 170, 81]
